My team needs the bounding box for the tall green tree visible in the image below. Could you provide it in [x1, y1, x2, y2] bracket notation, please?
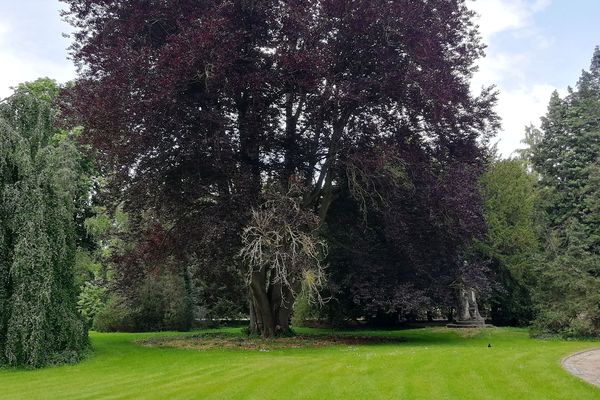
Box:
[533, 47, 600, 230]
[0, 79, 88, 367]
[531, 47, 600, 337]
[478, 160, 539, 326]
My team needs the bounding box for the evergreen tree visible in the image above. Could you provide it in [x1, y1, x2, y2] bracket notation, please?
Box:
[533, 47, 600, 230]
[0, 79, 88, 367]
[531, 47, 600, 337]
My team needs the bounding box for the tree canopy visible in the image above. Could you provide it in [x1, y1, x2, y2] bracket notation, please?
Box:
[61, 0, 498, 336]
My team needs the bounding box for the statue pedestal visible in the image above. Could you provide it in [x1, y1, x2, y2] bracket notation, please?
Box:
[447, 320, 492, 328]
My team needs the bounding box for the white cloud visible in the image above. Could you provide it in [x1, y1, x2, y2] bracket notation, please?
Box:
[471, 52, 530, 91]
[493, 84, 562, 156]
[469, 0, 554, 157]
[470, 0, 551, 41]
[0, 11, 75, 100]
[0, 51, 75, 100]
[0, 20, 8, 37]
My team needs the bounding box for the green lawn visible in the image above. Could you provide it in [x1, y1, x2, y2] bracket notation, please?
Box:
[0, 327, 598, 399]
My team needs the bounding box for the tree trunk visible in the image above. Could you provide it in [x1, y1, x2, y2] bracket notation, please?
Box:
[247, 270, 298, 338]
[310, 115, 349, 220]
[282, 92, 305, 187]
[248, 270, 275, 337]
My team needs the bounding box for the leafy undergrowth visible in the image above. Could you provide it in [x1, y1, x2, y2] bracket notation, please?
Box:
[138, 332, 407, 351]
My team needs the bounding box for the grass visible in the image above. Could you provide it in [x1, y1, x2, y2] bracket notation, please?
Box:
[0, 326, 599, 399]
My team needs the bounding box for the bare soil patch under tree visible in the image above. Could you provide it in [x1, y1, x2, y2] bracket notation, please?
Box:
[138, 332, 408, 351]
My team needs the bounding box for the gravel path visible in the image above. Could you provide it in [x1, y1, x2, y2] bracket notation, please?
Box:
[562, 349, 600, 388]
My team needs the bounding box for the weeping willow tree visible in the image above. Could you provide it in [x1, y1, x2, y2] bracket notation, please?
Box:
[0, 79, 87, 368]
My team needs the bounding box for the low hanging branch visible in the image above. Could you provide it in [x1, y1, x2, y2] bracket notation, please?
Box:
[239, 180, 328, 336]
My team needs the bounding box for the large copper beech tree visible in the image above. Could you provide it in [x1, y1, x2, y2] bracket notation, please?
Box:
[62, 0, 498, 337]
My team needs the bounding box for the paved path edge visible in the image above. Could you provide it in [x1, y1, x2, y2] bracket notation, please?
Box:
[561, 348, 600, 389]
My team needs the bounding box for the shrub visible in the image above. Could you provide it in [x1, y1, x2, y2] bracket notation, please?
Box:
[94, 271, 193, 332]
[135, 272, 193, 332]
[77, 282, 108, 328]
[292, 289, 314, 328]
[93, 294, 136, 332]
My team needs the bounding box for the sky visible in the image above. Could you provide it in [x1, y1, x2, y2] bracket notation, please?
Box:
[1, 1, 600, 157]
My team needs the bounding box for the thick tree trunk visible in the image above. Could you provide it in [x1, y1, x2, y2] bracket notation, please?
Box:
[272, 283, 296, 334]
[249, 270, 275, 337]
[247, 270, 298, 338]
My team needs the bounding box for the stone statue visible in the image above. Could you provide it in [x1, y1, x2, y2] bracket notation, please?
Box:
[448, 286, 486, 328]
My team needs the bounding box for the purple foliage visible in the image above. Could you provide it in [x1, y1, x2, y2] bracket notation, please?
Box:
[60, 0, 498, 322]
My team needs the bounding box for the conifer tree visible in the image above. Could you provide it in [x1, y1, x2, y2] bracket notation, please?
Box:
[531, 47, 600, 336]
